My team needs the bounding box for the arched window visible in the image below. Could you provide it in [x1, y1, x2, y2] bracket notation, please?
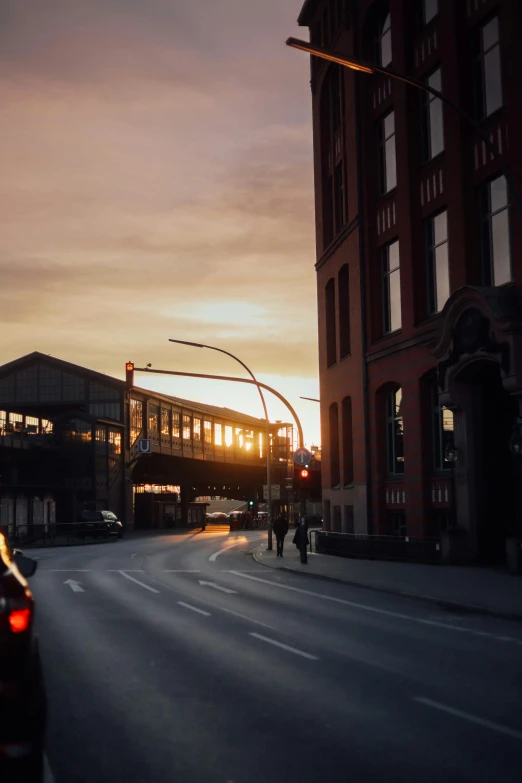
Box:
[338, 264, 350, 358]
[325, 278, 337, 367]
[386, 387, 404, 474]
[321, 66, 346, 248]
[329, 403, 341, 487]
[342, 396, 354, 484]
[377, 11, 392, 67]
[431, 385, 454, 471]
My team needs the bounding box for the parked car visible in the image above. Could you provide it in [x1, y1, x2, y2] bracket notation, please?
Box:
[208, 512, 228, 523]
[0, 534, 46, 782]
[77, 510, 123, 539]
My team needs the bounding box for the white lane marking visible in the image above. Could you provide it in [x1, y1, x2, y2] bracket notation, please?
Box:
[44, 754, 56, 783]
[199, 580, 237, 594]
[209, 546, 239, 562]
[209, 536, 265, 562]
[118, 570, 160, 594]
[227, 571, 522, 644]
[163, 569, 201, 572]
[190, 597, 277, 630]
[106, 569, 144, 572]
[64, 579, 84, 593]
[414, 697, 522, 741]
[178, 601, 211, 617]
[250, 632, 319, 660]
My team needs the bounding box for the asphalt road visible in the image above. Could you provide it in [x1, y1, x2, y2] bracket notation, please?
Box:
[28, 528, 522, 783]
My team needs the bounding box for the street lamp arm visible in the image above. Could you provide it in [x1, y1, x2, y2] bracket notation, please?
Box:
[169, 339, 269, 421]
[286, 37, 522, 220]
[134, 365, 305, 449]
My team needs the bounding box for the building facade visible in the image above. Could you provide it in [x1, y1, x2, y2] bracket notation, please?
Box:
[0, 353, 275, 534]
[298, 0, 522, 562]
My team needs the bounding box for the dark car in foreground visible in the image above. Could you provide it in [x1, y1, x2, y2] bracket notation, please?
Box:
[0, 534, 45, 782]
[77, 510, 123, 539]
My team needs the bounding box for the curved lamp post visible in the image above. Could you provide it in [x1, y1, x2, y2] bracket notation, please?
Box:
[169, 339, 274, 549]
[285, 37, 522, 220]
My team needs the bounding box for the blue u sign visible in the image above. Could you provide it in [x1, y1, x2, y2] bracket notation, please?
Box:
[138, 439, 151, 454]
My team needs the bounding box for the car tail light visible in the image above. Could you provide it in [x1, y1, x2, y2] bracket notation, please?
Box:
[8, 607, 32, 633]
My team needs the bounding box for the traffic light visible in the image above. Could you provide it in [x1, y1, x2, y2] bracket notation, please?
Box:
[248, 500, 254, 508]
[125, 361, 134, 389]
[299, 468, 309, 479]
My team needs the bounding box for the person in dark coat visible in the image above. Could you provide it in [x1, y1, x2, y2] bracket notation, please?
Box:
[293, 517, 309, 563]
[273, 512, 289, 557]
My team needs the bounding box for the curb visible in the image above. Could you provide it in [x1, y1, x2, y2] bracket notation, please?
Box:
[252, 548, 522, 624]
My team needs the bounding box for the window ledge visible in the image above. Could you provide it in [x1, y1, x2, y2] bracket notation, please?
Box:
[420, 150, 445, 170]
[330, 483, 342, 490]
[376, 186, 397, 204]
[339, 352, 352, 363]
[343, 481, 355, 489]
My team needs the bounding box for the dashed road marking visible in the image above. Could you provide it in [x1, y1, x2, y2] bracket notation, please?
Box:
[177, 601, 211, 617]
[414, 697, 522, 741]
[249, 632, 319, 660]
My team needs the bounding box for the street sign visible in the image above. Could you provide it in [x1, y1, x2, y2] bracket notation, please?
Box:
[263, 484, 280, 500]
[138, 439, 151, 454]
[294, 447, 312, 466]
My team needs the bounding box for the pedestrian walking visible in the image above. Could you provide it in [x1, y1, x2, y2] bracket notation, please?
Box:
[292, 517, 309, 564]
[273, 512, 289, 558]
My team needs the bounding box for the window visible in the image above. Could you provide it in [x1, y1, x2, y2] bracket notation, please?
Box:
[378, 111, 397, 194]
[343, 505, 355, 534]
[334, 163, 346, 234]
[130, 399, 143, 444]
[109, 430, 122, 455]
[148, 404, 159, 434]
[172, 412, 181, 438]
[16, 366, 38, 403]
[475, 16, 502, 118]
[204, 420, 212, 445]
[422, 0, 438, 25]
[426, 210, 449, 314]
[338, 265, 350, 358]
[422, 68, 444, 161]
[62, 373, 84, 402]
[193, 418, 201, 441]
[160, 409, 170, 436]
[321, 66, 346, 247]
[378, 12, 392, 67]
[182, 414, 191, 441]
[432, 386, 454, 471]
[480, 175, 511, 285]
[329, 403, 340, 487]
[214, 422, 223, 446]
[382, 240, 401, 333]
[95, 426, 107, 453]
[386, 388, 404, 474]
[325, 278, 337, 367]
[342, 396, 354, 485]
[225, 425, 233, 447]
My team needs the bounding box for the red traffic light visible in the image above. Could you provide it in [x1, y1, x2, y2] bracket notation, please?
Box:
[126, 362, 134, 372]
[300, 468, 309, 479]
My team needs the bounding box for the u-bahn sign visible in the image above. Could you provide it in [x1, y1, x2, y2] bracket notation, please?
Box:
[294, 447, 312, 466]
[138, 439, 151, 454]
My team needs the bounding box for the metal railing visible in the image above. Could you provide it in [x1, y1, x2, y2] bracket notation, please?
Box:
[314, 530, 441, 564]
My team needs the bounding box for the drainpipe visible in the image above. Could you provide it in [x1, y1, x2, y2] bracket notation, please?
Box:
[353, 60, 373, 535]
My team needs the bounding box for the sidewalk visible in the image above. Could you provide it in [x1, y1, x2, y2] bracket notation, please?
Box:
[253, 542, 522, 622]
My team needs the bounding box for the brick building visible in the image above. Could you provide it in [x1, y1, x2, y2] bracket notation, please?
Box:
[297, 0, 522, 562]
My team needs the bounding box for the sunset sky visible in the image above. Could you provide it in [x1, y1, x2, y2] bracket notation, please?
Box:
[0, 0, 320, 446]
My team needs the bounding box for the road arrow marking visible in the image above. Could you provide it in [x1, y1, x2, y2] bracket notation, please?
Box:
[198, 580, 237, 594]
[64, 579, 84, 593]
